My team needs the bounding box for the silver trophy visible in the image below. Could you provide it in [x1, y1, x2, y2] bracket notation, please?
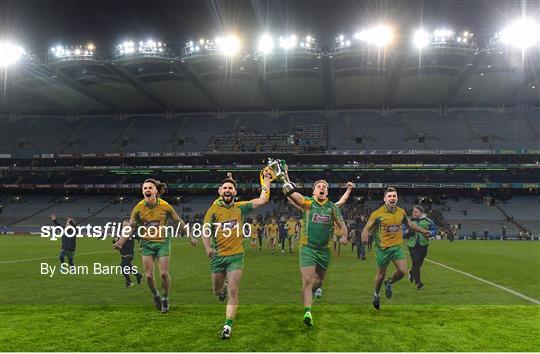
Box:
[267, 158, 297, 196]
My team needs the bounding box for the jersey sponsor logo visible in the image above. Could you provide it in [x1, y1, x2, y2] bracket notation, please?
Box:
[220, 220, 238, 229]
[312, 213, 331, 224]
[385, 224, 401, 233]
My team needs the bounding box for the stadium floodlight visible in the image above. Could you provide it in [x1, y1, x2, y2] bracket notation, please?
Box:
[186, 40, 202, 53]
[354, 25, 393, 47]
[138, 39, 166, 54]
[115, 39, 167, 57]
[334, 34, 352, 50]
[456, 31, 471, 44]
[216, 35, 240, 56]
[279, 35, 297, 50]
[500, 18, 540, 49]
[124, 41, 135, 54]
[300, 35, 315, 49]
[258, 34, 274, 54]
[50, 43, 95, 59]
[0, 41, 25, 67]
[414, 29, 430, 49]
[433, 29, 453, 41]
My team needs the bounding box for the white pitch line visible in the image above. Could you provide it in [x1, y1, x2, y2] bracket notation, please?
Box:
[419, 254, 540, 305]
[0, 251, 115, 265]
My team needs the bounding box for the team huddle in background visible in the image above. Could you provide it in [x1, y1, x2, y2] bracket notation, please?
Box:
[53, 164, 437, 339]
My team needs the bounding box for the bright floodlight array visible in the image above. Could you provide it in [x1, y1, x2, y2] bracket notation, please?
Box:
[256, 34, 319, 55]
[0, 41, 25, 67]
[49, 44, 95, 60]
[413, 29, 474, 49]
[115, 39, 167, 57]
[183, 35, 240, 57]
[334, 34, 352, 50]
[257, 34, 274, 54]
[216, 35, 240, 56]
[8, 17, 540, 64]
[333, 25, 393, 51]
[492, 18, 540, 49]
[354, 25, 394, 47]
[184, 33, 319, 58]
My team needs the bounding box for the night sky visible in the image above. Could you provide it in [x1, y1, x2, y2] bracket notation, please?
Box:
[1, 0, 539, 54]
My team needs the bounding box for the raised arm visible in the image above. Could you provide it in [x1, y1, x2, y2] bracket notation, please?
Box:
[50, 214, 61, 227]
[251, 168, 273, 209]
[284, 168, 304, 207]
[287, 196, 304, 211]
[335, 182, 354, 209]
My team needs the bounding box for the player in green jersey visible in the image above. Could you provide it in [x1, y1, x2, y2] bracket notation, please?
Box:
[287, 181, 354, 299]
[283, 173, 348, 327]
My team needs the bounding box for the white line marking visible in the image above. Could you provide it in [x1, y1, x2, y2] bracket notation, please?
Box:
[408, 250, 540, 304]
[0, 251, 115, 265]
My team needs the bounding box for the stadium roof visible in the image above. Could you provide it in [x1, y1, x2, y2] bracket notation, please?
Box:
[1, 0, 539, 115]
[2, 45, 538, 115]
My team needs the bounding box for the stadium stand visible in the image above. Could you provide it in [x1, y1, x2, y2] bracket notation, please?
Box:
[1, 110, 538, 157]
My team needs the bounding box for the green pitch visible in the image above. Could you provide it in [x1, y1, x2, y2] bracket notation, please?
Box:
[1, 236, 539, 351]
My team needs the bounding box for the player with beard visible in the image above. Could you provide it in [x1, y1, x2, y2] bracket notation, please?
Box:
[361, 187, 431, 310]
[284, 173, 348, 327]
[202, 168, 274, 339]
[114, 179, 196, 313]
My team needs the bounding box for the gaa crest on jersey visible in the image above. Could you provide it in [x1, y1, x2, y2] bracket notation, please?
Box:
[312, 213, 331, 224]
[385, 224, 401, 233]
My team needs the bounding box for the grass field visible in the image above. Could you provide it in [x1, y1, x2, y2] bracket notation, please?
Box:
[1, 235, 539, 351]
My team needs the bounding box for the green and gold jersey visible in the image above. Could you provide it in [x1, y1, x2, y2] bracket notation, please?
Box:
[285, 219, 298, 236]
[203, 200, 253, 256]
[366, 205, 408, 249]
[129, 198, 179, 243]
[298, 196, 344, 248]
[266, 223, 279, 238]
[250, 223, 261, 239]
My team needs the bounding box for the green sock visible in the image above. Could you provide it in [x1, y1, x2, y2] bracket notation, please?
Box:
[162, 293, 168, 300]
[304, 307, 311, 314]
[224, 318, 233, 327]
[150, 287, 159, 297]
